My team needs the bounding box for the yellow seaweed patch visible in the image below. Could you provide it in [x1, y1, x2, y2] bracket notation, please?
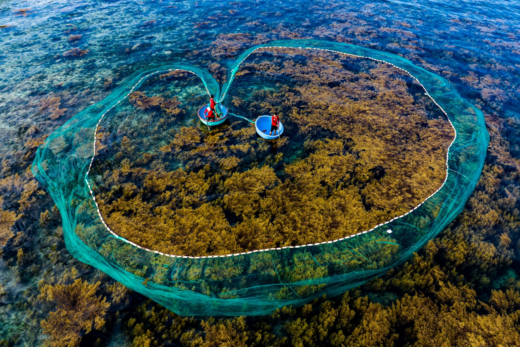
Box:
[91, 48, 454, 256]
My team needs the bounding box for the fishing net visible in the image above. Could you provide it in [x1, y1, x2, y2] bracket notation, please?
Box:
[32, 39, 488, 316]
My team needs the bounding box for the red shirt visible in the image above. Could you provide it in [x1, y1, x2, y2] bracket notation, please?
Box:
[210, 98, 216, 109]
[205, 108, 215, 119]
[272, 115, 279, 126]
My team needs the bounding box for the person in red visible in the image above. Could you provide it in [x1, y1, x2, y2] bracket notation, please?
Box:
[204, 107, 216, 121]
[209, 95, 219, 118]
[270, 113, 280, 136]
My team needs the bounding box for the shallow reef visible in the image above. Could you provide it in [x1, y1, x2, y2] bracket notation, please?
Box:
[0, 0, 519, 345]
[91, 48, 454, 256]
[31, 38, 486, 320]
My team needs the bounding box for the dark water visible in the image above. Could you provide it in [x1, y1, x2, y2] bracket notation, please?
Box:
[1, 0, 519, 345]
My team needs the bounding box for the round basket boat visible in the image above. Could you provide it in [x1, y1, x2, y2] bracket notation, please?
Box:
[198, 104, 228, 126]
[255, 115, 284, 139]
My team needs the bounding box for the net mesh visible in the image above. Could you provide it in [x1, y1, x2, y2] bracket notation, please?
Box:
[31, 39, 488, 316]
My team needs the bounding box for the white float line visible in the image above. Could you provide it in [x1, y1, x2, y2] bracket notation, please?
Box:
[84, 46, 457, 259]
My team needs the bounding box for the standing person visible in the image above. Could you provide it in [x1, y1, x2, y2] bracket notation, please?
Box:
[270, 113, 280, 136]
[209, 95, 220, 119]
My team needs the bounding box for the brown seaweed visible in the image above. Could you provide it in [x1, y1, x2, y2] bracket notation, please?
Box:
[93, 48, 454, 256]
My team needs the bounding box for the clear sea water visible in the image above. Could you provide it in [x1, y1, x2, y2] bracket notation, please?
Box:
[1, 0, 519, 157]
[1, 0, 519, 344]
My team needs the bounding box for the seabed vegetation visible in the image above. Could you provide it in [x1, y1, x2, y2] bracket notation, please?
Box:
[0, 0, 519, 345]
[91, 48, 454, 256]
[29, 36, 486, 322]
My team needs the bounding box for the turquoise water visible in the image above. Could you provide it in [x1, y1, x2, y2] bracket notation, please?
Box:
[0, 0, 519, 344]
[1, 0, 518, 156]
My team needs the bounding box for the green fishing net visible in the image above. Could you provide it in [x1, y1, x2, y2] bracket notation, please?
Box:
[32, 40, 488, 316]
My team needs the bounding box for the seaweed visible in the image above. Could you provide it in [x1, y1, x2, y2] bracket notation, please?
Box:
[63, 48, 89, 57]
[13, 8, 31, 16]
[68, 35, 82, 43]
[91, 48, 454, 256]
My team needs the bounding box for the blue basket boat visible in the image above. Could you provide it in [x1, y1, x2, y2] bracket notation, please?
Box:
[198, 104, 229, 126]
[255, 115, 284, 139]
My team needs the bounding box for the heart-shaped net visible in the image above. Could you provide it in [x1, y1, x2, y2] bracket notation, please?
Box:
[32, 40, 488, 316]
